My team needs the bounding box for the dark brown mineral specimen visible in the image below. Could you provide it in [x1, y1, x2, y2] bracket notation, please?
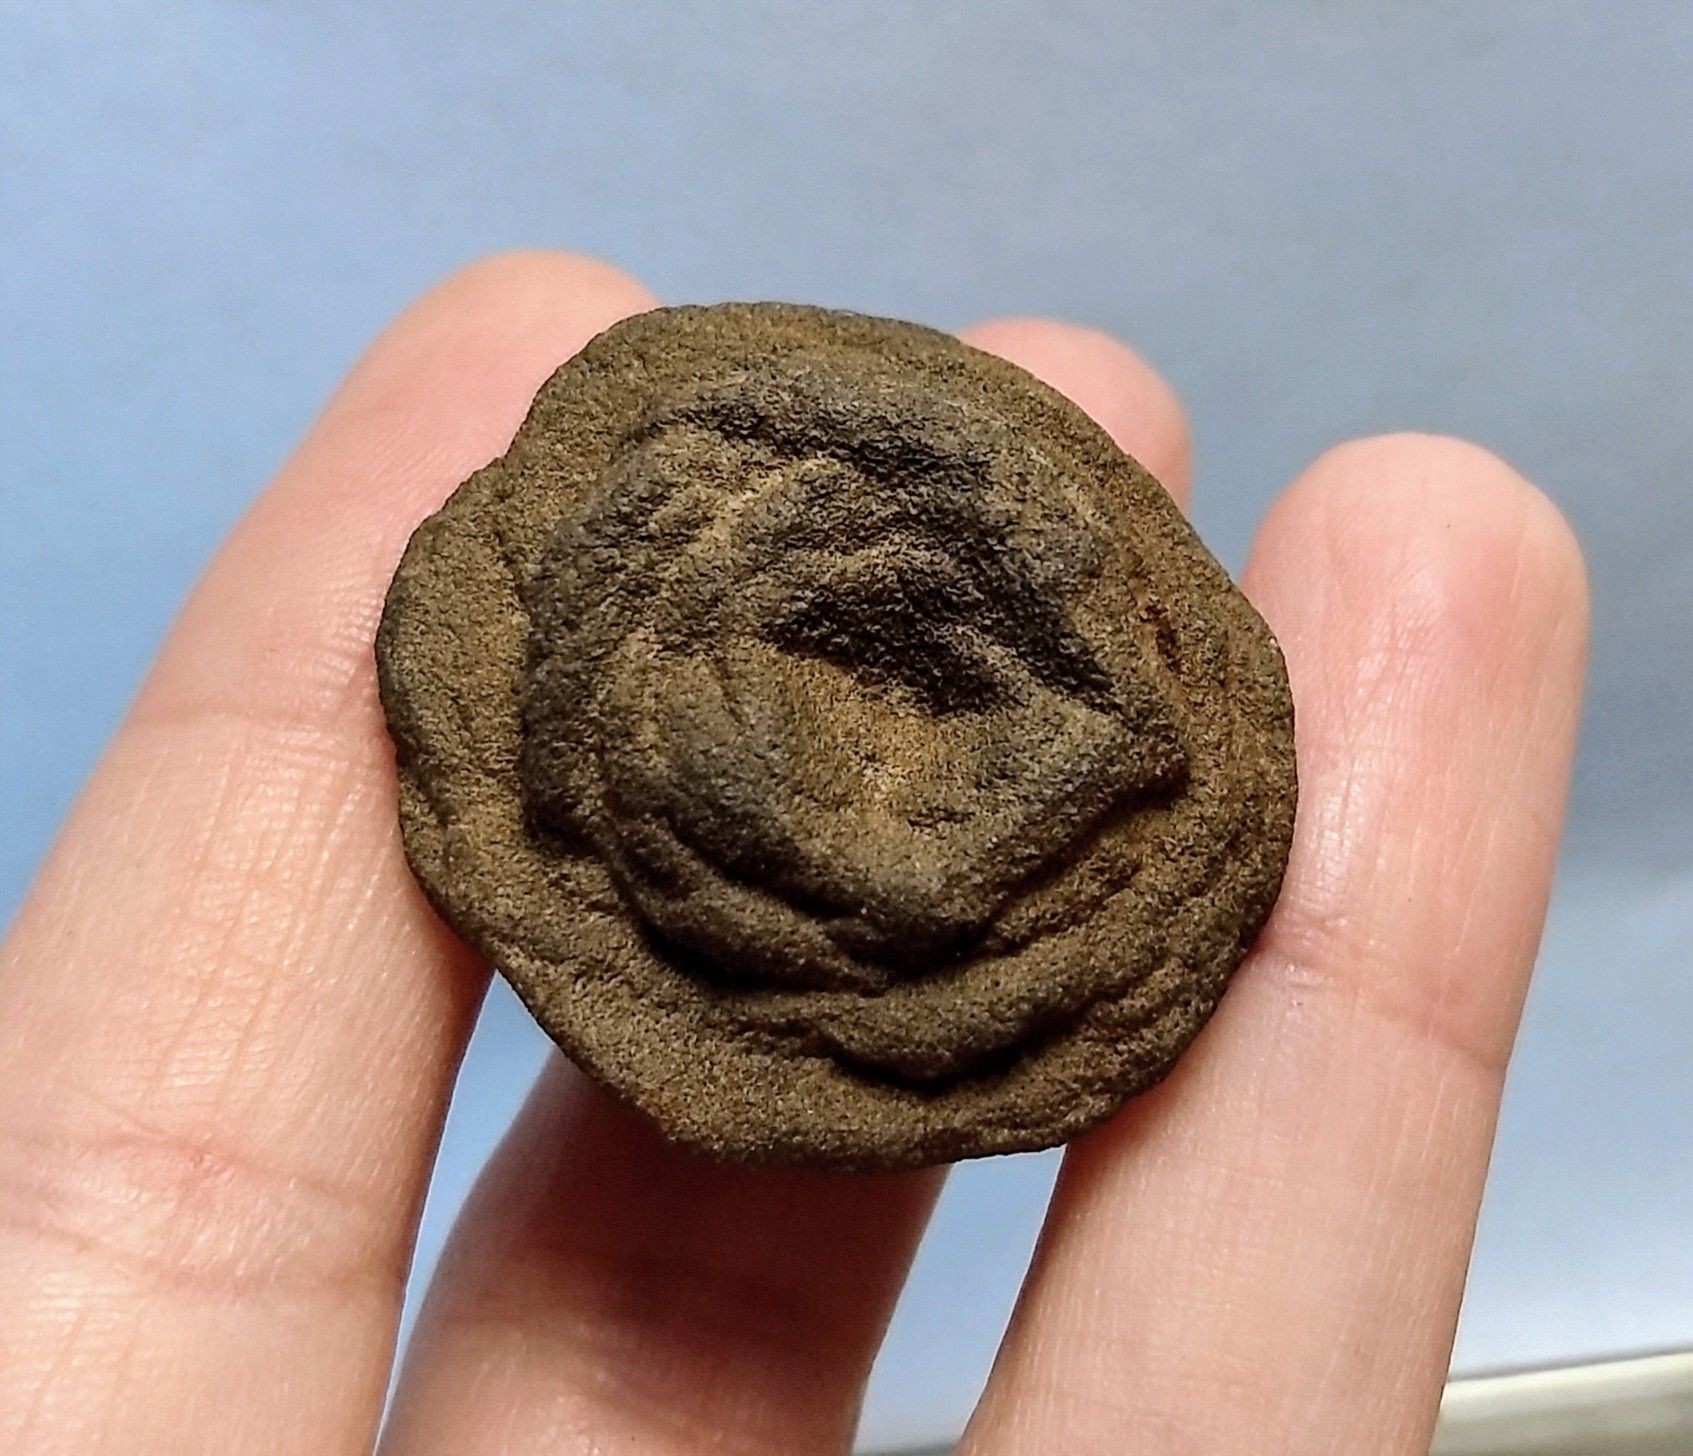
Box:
[376, 303, 1296, 1171]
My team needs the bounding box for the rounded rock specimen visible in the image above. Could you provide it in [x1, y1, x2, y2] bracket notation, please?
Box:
[376, 303, 1296, 1171]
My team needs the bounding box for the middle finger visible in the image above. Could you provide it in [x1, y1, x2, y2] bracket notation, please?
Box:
[379, 316, 1191, 1456]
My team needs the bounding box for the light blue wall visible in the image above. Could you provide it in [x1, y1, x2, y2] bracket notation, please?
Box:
[5, 4, 1691, 1447]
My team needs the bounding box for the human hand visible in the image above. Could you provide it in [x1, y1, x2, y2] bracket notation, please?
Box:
[0, 253, 1587, 1455]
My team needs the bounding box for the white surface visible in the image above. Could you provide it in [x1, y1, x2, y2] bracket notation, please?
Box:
[5, 4, 1691, 1448]
[1436, 1352, 1693, 1456]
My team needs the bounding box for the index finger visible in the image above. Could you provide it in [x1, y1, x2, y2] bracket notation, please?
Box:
[0, 252, 654, 1455]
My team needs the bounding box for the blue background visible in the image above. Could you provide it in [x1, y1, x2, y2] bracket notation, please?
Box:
[5, 4, 1691, 1448]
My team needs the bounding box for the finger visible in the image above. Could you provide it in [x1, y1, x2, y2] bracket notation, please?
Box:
[380, 1063, 942, 1456]
[0, 252, 655, 1456]
[379, 318, 1191, 1456]
[961, 435, 1588, 1456]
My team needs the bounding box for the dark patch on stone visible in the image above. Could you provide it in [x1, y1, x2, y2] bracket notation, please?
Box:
[376, 303, 1297, 1171]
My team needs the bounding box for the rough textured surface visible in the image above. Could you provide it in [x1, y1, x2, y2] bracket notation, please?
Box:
[376, 303, 1296, 1171]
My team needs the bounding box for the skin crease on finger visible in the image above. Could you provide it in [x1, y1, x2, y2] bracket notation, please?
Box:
[375, 315, 1197, 1456]
[958, 436, 1587, 1456]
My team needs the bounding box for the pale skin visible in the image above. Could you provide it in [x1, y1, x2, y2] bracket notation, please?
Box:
[0, 253, 1588, 1455]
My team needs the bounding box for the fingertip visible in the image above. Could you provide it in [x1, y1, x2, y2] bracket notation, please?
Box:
[153, 252, 659, 735]
[1249, 437, 1587, 894]
[408, 250, 660, 369]
[961, 316, 1192, 505]
[1282, 432, 1576, 556]
[426, 248, 655, 315]
[314, 249, 658, 453]
[1257, 432, 1587, 645]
